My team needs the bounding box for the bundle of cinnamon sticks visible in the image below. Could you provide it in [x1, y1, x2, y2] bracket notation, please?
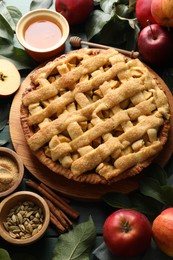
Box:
[26, 179, 80, 233]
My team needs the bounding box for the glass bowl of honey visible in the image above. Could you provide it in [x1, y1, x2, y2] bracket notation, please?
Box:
[16, 9, 69, 63]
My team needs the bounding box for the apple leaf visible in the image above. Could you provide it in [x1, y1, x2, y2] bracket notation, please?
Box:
[139, 178, 166, 204]
[129, 193, 163, 217]
[30, 0, 53, 10]
[100, 0, 119, 14]
[0, 99, 10, 131]
[103, 163, 173, 219]
[0, 14, 14, 42]
[0, 249, 11, 260]
[0, 2, 37, 70]
[0, 139, 9, 146]
[142, 163, 168, 186]
[103, 189, 163, 218]
[52, 216, 96, 260]
[103, 192, 132, 208]
[129, 0, 136, 11]
[85, 0, 139, 52]
[160, 186, 173, 206]
[85, 10, 112, 41]
[0, 38, 14, 56]
[0, 46, 37, 70]
[0, 125, 10, 147]
[6, 6, 22, 30]
[0, 3, 22, 31]
[162, 67, 173, 94]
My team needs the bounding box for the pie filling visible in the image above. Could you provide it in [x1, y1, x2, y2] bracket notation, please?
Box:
[21, 48, 170, 183]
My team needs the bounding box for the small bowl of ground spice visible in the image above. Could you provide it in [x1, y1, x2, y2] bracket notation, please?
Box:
[0, 191, 50, 245]
[0, 147, 24, 198]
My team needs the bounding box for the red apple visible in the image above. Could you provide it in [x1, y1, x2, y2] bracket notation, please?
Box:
[55, 0, 93, 26]
[103, 209, 152, 257]
[151, 0, 173, 27]
[136, 0, 156, 27]
[152, 208, 173, 257]
[138, 23, 173, 64]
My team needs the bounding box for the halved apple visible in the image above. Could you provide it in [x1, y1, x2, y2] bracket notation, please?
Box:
[0, 59, 21, 96]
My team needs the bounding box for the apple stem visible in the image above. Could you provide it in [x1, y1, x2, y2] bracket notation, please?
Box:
[146, 20, 157, 40]
[122, 220, 131, 233]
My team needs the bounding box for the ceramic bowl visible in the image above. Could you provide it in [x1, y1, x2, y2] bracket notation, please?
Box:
[0, 191, 50, 245]
[0, 147, 24, 198]
[16, 9, 69, 63]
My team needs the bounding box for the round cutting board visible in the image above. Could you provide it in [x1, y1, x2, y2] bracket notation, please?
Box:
[9, 65, 173, 201]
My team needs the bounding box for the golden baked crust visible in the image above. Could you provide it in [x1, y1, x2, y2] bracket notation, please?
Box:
[20, 48, 170, 184]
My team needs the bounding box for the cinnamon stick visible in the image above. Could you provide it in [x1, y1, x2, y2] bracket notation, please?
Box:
[26, 179, 79, 219]
[40, 182, 70, 205]
[44, 198, 72, 230]
[50, 212, 66, 233]
[58, 209, 73, 228]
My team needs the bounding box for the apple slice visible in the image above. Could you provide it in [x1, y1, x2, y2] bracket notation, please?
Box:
[0, 59, 21, 97]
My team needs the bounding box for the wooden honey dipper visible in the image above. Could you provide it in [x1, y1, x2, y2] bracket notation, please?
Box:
[70, 36, 140, 59]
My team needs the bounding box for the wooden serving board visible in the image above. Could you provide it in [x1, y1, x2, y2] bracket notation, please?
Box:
[9, 66, 173, 201]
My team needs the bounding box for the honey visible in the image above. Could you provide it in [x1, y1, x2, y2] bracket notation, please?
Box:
[24, 20, 62, 49]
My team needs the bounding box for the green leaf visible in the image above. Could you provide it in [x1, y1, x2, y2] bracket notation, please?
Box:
[0, 139, 9, 146]
[0, 5, 22, 31]
[0, 14, 14, 42]
[0, 47, 37, 70]
[140, 177, 165, 204]
[100, 0, 118, 14]
[162, 67, 173, 94]
[0, 125, 10, 146]
[0, 37, 14, 56]
[0, 248, 11, 260]
[86, 0, 138, 51]
[103, 192, 132, 208]
[100, 0, 135, 17]
[129, 192, 163, 218]
[103, 191, 162, 218]
[85, 10, 112, 40]
[160, 185, 173, 206]
[143, 163, 168, 186]
[6, 6, 22, 30]
[116, 4, 130, 17]
[129, 0, 136, 11]
[52, 216, 96, 260]
[30, 0, 53, 10]
[0, 99, 10, 131]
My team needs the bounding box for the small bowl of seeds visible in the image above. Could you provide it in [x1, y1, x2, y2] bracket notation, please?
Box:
[0, 191, 50, 245]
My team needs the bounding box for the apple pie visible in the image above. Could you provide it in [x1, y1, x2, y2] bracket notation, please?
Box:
[20, 48, 170, 184]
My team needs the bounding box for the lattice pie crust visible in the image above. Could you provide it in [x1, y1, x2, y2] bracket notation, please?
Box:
[20, 48, 170, 184]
